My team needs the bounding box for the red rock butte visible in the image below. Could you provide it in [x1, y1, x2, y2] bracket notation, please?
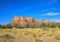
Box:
[11, 16, 55, 25]
[11, 16, 35, 25]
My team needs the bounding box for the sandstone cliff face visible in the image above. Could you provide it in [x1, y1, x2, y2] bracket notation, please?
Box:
[11, 16, 55, 25]
[13, 16, 20, 24]
[25, 17, 35, 24]
[11, 16, 35, 25]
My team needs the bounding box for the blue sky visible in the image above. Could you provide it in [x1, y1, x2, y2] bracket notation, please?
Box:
[0, 0, 60, 25]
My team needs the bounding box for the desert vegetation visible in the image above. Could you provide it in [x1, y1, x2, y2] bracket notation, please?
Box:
[0, 23, 60, 28]
[0, 28, 60, 42]
[0, 23, 60, 42]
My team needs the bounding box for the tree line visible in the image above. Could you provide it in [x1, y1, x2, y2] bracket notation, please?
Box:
[0, 23, 60, 28]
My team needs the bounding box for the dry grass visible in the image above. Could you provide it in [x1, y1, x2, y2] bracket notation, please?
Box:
[0, 28, 60, 42]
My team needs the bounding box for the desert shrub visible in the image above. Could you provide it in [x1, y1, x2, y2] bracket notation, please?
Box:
[50, 23, 57, 28]
[0, 25, 2, 28]
[58, 24, 60, 28]
[0, 24, 13, 29]
[35, 38, 43, 42]
[13, 24, 24, 28]
[1, 25, 6, 29]
[55, 35, 60, 40]
[47, 34, 54, 37]
[24, 24, 29, 28]
[32, 33, 36, 37]
[13, 23, 18, 28]
[28, 24, 36, 28]
[38, 34, 42, 37]
[24, 32, 29, 35]
[39, 23, 47, 28]
[6, 24, 13, 28]
[1, 34, 14, 42]
[42, 28, 49, 31]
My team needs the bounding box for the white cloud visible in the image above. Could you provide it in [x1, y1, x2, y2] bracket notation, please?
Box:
[41, 8, 56, 12]
[45, 12, 60, 16]
[51, 19, 60, 22]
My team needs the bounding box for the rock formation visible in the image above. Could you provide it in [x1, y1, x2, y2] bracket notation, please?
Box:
[11, 16, 55, 25]
[11, 16, 35, 25]
[25, 17, 35, 24]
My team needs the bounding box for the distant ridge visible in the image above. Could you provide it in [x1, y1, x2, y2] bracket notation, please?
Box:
[11, 16, 56, 25]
